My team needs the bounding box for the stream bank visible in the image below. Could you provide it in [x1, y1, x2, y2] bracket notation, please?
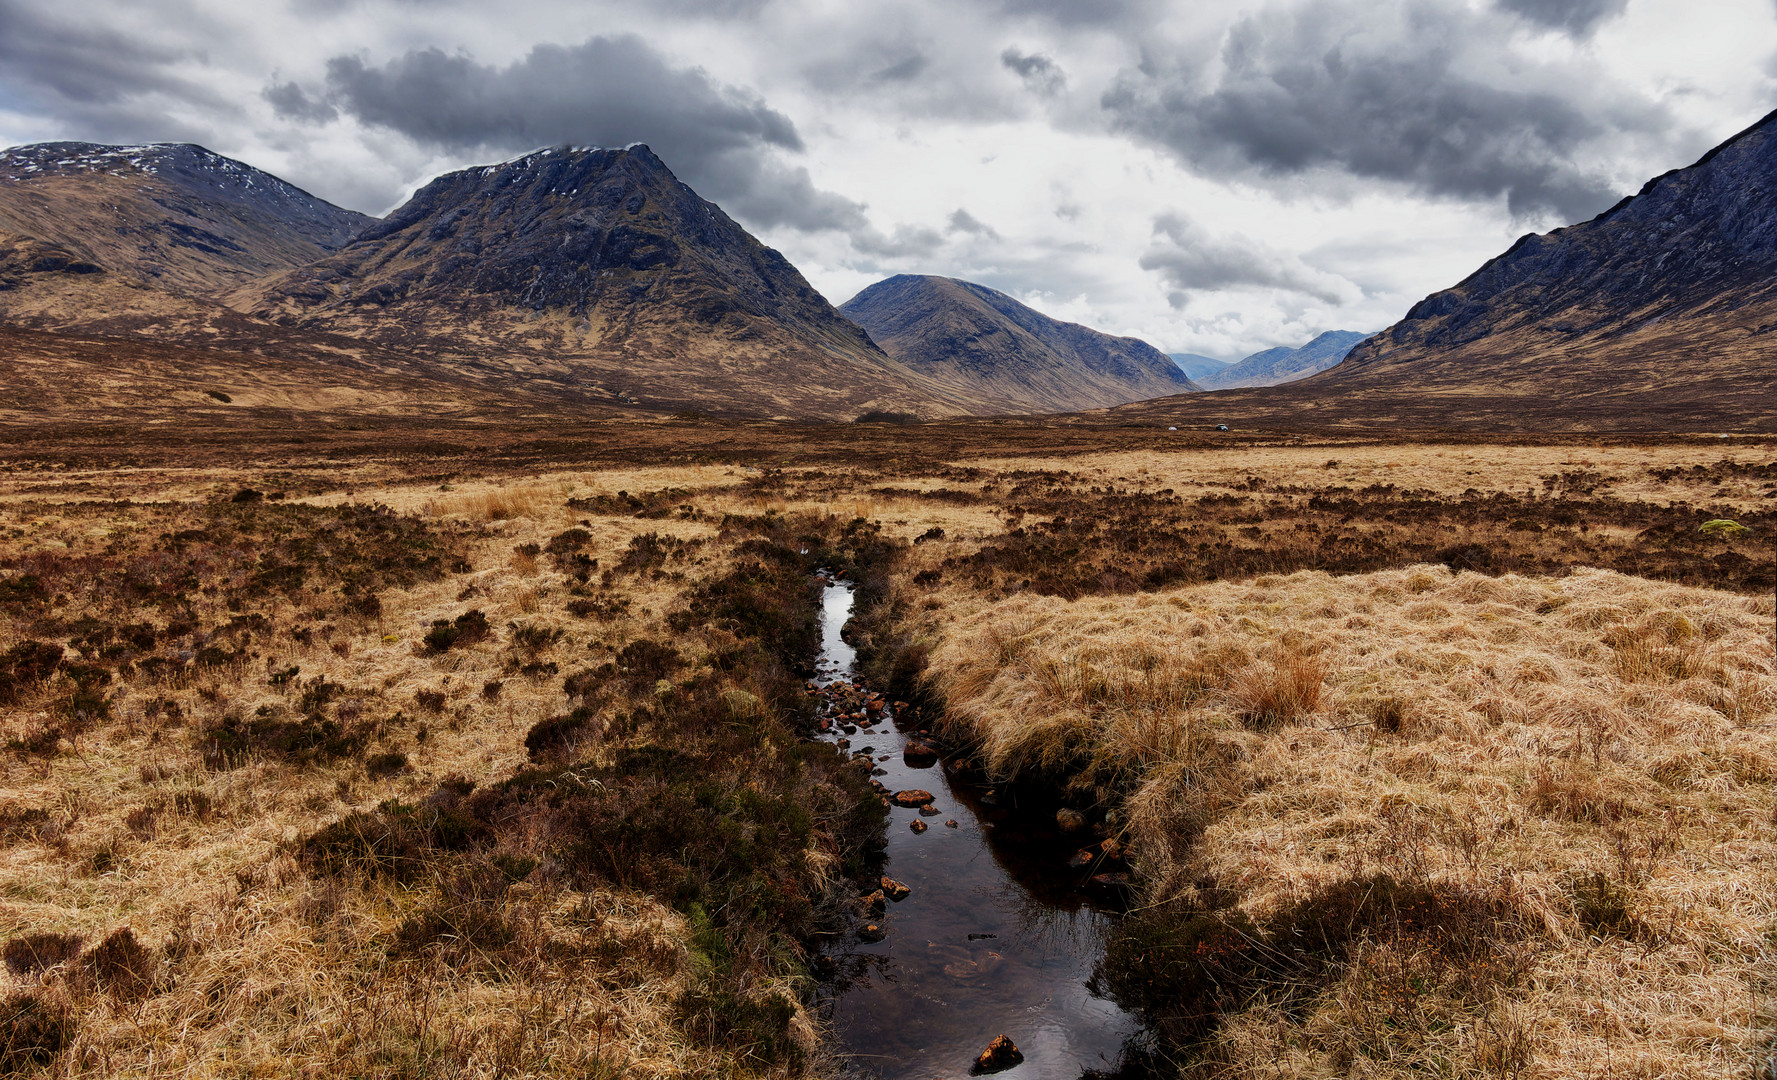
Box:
[809, 578, 1152, 1079]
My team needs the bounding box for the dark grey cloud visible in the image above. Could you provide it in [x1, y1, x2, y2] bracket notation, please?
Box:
[1102, 3, 1665, 220]
[947, 208, 999, 237]
[994, 0, 1147, 26]
[0, 0, 225, 138]
[1496, 0, 1628, 36]
[306, 35, 874, 233]
[1001, 48, 1065, 95]
[263, 80, 337, 123]
[1140, 212, 1349, 305]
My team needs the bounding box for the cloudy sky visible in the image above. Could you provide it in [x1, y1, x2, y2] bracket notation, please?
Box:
[1, 0, 1772, 358]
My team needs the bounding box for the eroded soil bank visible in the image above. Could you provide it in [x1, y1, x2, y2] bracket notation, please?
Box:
[811, 580, 1148, 1080]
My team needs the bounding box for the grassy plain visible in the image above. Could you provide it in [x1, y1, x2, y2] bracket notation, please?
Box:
[0, 416, 1769, 1078]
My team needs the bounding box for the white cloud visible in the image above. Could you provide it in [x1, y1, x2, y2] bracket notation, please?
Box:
[0, 0, 1772, 357]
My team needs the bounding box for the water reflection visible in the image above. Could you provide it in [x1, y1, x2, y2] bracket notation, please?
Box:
[811, 580, 1145, 1080]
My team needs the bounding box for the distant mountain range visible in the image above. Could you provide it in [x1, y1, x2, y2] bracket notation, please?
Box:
[841, 275, 1198, 413]
[1108, 109, 1777, 430]
[2, 112, 1773, 429]
[1167, 353, 1231, 381]
[1192, 331, 1369, 390]
[0, 142, 989, 419]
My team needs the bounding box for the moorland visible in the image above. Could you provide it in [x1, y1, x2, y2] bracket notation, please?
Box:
[0, 415, 1768, 1078]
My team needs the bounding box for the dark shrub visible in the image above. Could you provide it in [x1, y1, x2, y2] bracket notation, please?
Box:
[545, 528, 592, 555]
[366, 751, 409, 779]
[81, 928, 156, 999]
[0, 992, 71, 1069]
[424, 609, 490, 652]
[198, 711, 365, 770]
[525, 707, 599, 761]
[0, 642, 63, 706]
[231, 489, 264, 504]
[2, 933, 82, 976]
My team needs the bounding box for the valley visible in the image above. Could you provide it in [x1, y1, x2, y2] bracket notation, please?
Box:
[0, 420, 1768, 1077]
[0, 66, 1773, 1080]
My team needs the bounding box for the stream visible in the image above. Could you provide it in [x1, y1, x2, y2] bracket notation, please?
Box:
[809, 578, 1146, 1079]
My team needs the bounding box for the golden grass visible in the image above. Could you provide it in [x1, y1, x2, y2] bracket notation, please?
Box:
[956, 442, 1775, 512]
[0, 476, 833, 1077]
[915, 565, 1776, 1078]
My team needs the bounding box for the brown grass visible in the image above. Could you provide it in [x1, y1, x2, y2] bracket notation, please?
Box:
[0, 426, 1769, 1078]
[909, 565, 1775, 1077]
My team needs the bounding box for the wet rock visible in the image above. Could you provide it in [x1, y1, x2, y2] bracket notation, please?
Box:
[1090, 872, 1132, 888]
[918, 805, 943, 817]
[945, 820, 959, 828]
[880, 877, 911, 901]
[909, 820, 929, 834]
[1100, 837, 1125, 860]
[878, 755, 891, 762]
[1056, 808, 1087, 832]
[836, 739, 850, 749]
[841, 724, 858, 735]
[973, 1035, 1023, 1074]
[858, 923, 886, 943]
[903, 738, 940, 766]
[1068, 848, 1096, 869]
[872, 768, 888, 776]
[967, 932, 997, 940]
[891, 789, 936, 807]
[861, 890, 886, 914]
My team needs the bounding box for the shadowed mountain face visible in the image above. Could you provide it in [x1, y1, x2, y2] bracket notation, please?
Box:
[1309, 110, 1777, 421]
[243, 146, 973, 418]
[840, 274, 1198, 413]
[1196, 331, 1369, 390]
[0, 142, 372, 296]
[1105, 111, 1777, 431]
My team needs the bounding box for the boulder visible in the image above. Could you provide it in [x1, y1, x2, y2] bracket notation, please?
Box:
[891, 789, 936, 807]
[858, 923, 886, 943]
[881, 877, 911, 901]
[910, 820, 929, 834]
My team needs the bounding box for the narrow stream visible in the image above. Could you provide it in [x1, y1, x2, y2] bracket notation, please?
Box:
[810, 579, 1145, 1079]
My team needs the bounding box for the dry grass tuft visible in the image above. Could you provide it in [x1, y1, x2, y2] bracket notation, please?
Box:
[912, 564, 1776, 1078]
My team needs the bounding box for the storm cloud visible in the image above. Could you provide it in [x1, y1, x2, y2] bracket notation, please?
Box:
[1102, 1, 1665, 220]
[0, 0, 225, 139]
[307, 35, 867, 232]
[1496, 0, 1629, 36]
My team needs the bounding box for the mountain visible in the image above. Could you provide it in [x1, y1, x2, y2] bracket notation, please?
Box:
[1103, 111, 1777, 431]
[1307, 110, 1777, 422]
[1195, 331, 1369, 389]
[242, 146, 975, 418]
[1169, 353, 1231, 381]
[0, 142, 372, 297]
[839, 274, 1198, 413]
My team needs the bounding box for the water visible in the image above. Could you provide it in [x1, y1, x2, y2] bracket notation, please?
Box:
[811, 579, 1144, 1079]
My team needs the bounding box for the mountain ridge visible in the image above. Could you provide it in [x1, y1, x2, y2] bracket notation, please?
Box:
[840, 274, 1198, 413]
[1197, 330, 1369, 390]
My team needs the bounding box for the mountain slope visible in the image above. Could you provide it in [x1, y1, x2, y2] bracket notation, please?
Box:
[242, 146, 973, 418]
[1309, 110, 1777, 418]
[840, 274, 1198, 413]
[1103, 111, 1777, 430]
[1197, 331, 1369, 389]
[1169, 353, 1232, 381]
[0, 142, 372, 296]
